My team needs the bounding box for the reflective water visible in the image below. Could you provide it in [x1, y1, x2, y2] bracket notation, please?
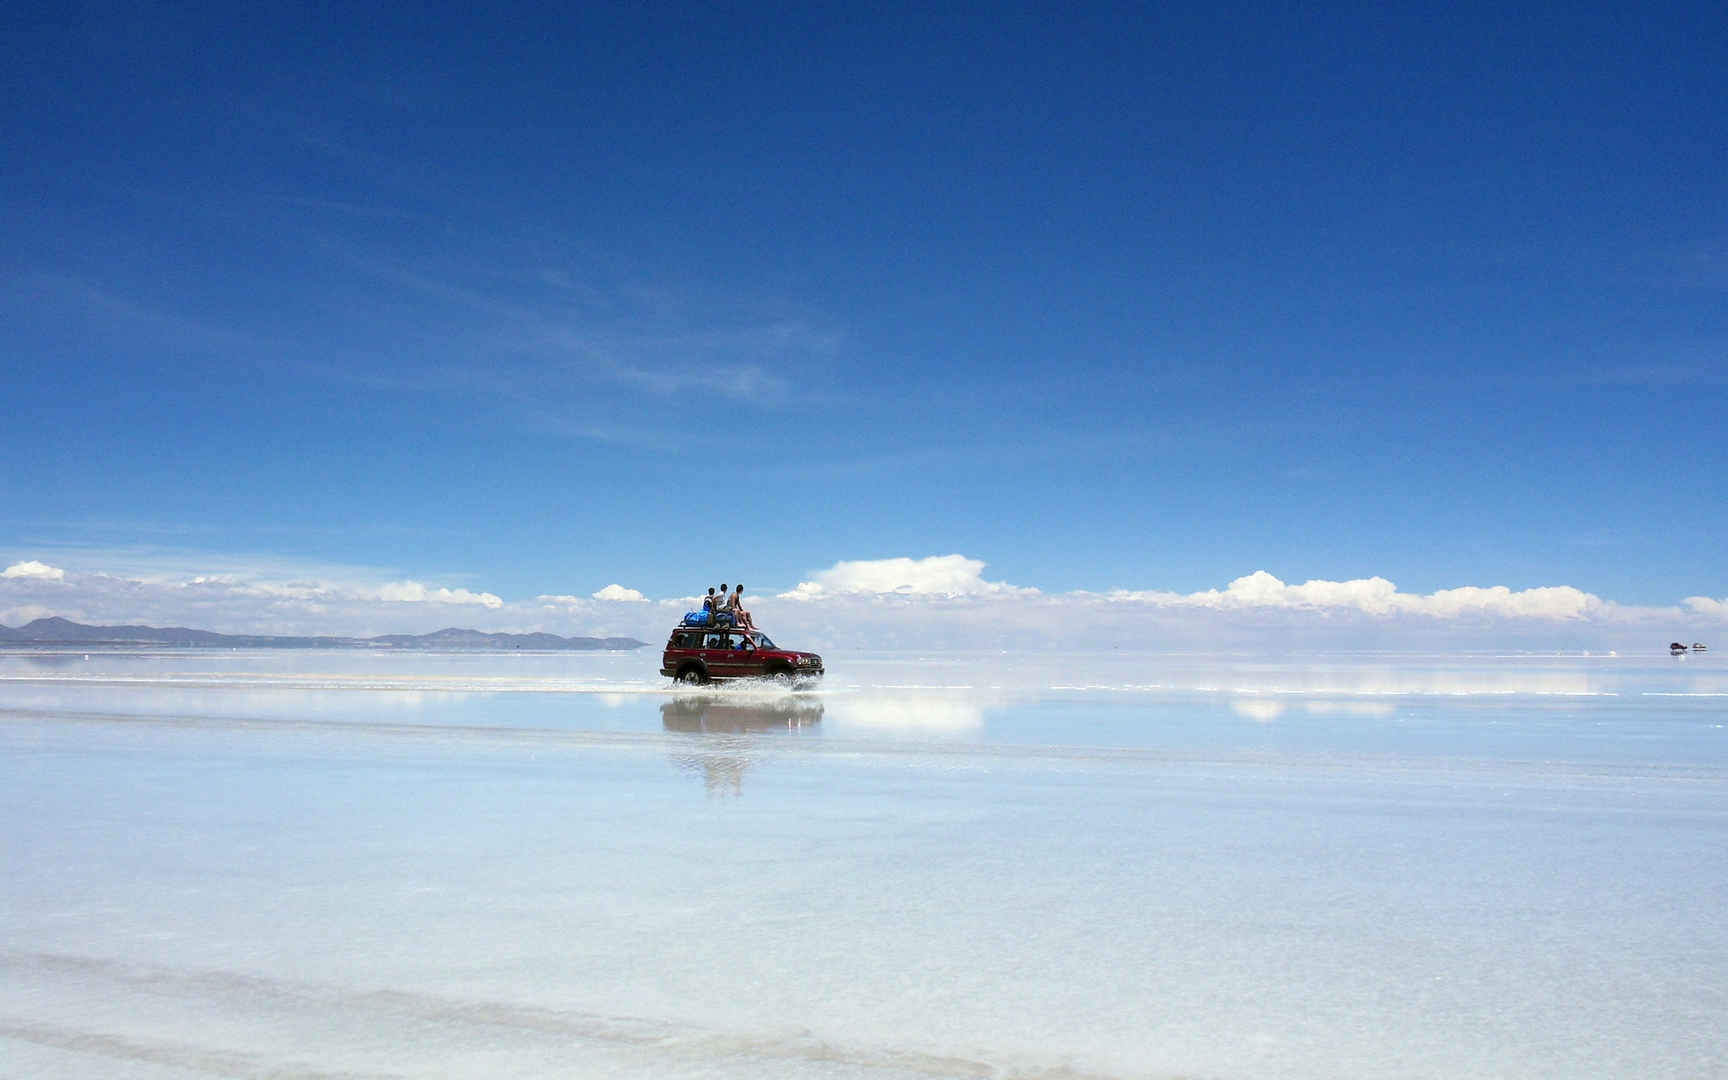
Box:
[3, 648, 1724, 1078]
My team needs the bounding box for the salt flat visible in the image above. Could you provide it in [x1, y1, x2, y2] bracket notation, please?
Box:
[2, 648, 1724, 1078]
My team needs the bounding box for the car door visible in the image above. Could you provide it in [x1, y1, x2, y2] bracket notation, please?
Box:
[700, 631, 730, 678]
[711, 632, 756, 678]
[730, 632, 762, 677]
[671, 630, 704, 673]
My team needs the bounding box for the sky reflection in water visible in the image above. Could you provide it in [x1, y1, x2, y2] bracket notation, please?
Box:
[2, 648, 1724, 1078]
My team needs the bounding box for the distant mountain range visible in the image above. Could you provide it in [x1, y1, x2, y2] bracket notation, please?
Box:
[0, 616, 646, 651]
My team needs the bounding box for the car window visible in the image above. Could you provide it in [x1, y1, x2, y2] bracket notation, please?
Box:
[704, 633, 725, 649]
[752, 633, 775, 649]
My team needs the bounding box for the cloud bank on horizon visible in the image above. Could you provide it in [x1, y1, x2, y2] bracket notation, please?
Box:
[777, 557, 1605, 620]
[1102, 571, 1601, 620]
[3, 554, 1722, 650]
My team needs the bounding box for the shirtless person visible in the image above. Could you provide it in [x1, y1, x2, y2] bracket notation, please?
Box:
[730, 584, 752, 629]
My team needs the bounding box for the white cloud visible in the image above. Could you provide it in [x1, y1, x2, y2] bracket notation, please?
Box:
[0, 548, 1703, 652]
[3, 560, 65, 581]
[378, 581, 503, 608]
[592, 584, 647, 603]
[1405, 584, 1600, 619]
[1683, 596, 1728, 619]
[1106, 570, 1602, 620]
[538, 590, 663, 608]
[782, 555, 1034, 599]
[0, 552, 669, 640]
[745, 560, 1680, 652]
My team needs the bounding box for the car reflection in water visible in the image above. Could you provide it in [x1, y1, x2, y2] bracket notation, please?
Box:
[661, 695, 824, 796]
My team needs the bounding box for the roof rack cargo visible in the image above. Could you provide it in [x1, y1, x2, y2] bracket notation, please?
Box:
[681, 611, 737, 628]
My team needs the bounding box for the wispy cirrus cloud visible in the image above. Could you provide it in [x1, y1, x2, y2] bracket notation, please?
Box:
[334, 245, 839, 408]
[539, 328, 792, 402]
[533, 305, 844, 403]
[21, 274, 289, 359]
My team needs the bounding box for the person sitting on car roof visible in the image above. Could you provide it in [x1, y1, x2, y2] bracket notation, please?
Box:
[730, 585, 753, 629]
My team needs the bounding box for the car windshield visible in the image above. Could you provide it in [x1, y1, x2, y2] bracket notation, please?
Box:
[750, 632, 775, 649]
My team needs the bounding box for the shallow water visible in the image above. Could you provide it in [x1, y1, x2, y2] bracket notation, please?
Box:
[3, 648, 1725, 1078]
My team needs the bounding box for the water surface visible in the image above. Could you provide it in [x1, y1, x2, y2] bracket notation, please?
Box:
[3, 648, 1724, 1078]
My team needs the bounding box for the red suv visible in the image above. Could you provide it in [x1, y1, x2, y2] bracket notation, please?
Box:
[661, 624, 824, 684]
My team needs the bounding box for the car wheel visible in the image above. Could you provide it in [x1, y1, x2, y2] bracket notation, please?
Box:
[676, 668, 706, 685]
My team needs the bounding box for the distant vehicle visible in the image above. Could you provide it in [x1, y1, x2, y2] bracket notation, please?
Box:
[661, 615, 823, 684]
[1693, 642, 1710, 652]
[1670, 641, 1689, 655]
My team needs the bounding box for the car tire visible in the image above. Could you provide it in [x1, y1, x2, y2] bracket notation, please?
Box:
[675, 667, 707, 685]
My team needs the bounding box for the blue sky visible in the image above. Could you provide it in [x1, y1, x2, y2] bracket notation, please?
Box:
[4, 1, 1725, 642]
